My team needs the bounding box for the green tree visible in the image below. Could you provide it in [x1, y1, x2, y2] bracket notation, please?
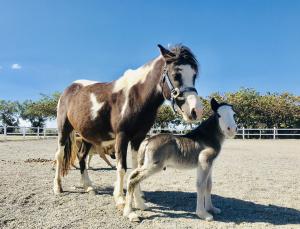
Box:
[154, 105, 177, 128]
[19, 92, 60, 128]
[0, 100, 20, 127]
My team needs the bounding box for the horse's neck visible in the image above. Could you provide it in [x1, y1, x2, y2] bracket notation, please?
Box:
[187, 114, 224, 151]
[127, 56, 165, 109]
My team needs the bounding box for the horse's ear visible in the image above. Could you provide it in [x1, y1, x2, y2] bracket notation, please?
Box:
[157, 44, 175, 60]
[211, 98, 220, 112]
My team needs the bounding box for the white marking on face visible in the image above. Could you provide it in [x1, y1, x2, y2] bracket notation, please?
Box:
[90, 93, 104, 120]
[176, 65, 203, 122]
[113, 56, 162, 117]
[217, 105, 237, 138]
[178, 65, 195, 87]
[74, 79, 98, 86]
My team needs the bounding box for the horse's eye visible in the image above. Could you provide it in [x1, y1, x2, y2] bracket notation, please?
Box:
[174, 74, 181, 82]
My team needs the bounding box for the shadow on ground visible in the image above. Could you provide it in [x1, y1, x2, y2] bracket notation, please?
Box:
[144, 191, 300, 225]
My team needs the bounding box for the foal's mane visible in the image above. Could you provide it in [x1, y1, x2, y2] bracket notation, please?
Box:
[169, 44, 199, 75]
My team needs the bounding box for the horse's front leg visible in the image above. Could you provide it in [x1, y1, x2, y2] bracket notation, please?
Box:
[113, 132, 129, 209]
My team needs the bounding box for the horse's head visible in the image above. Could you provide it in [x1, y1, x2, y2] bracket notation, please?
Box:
[211, 98, 237, 138]
[158, 44, 203, 122]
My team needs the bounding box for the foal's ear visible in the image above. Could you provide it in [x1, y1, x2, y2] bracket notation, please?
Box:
[157, 44, 175, 60]
[211, 98, 220, 112]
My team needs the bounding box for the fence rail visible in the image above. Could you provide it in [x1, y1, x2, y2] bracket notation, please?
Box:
[0, 125, 300, 140]
[0, 125, 58, 140]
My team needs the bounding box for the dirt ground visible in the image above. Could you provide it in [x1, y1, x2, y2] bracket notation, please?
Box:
[0, 139, 299, 229]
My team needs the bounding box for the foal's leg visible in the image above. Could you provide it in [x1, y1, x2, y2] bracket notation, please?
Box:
[99, 152, 115, 168]
[78, 141, 94, 193]
[196, 148, 215, 221]
[124, 164, 161, 222]
[86, 153, 92, 169]
[113, 132, 129, 209]
[129, 140, 145, 200]
[205, 169, 221, 214]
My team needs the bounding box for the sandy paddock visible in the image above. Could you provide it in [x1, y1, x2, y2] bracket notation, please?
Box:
[0, 139, 299, 228]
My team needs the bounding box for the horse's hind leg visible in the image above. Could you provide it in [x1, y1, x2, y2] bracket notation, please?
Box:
[53, 141, 64, 194]
[53, 118, 73, 194]
[78, 141, 95, 193]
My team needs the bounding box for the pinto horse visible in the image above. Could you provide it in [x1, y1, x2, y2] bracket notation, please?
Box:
[53, 44, 203, 208]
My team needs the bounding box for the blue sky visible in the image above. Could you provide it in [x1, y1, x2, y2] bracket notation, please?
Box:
[0, 0, 300, 102]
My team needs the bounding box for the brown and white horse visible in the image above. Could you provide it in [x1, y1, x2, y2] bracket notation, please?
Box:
[53, 44, 203, 209]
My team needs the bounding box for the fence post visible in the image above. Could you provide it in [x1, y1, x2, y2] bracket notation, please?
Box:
[4, 125, 7, 140]
[23, 127, 26, 139]
[273, 127, 276, 139]
[259, 129, 261, 139]
[37, 127, 40, 139]
[43, 128, 46, 138]
[242, 127, 245, 140]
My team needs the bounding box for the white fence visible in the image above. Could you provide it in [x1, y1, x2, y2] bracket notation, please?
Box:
[0, 125, 58, 140]
[0, 125, 300, 140]
[150, 127, 300, 139]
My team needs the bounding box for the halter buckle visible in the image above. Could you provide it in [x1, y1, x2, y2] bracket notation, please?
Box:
[171, 88, 180, 99]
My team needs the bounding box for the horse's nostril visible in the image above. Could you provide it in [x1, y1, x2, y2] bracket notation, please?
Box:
[227, 127, 230, 131]
[191, 108, 197, 120]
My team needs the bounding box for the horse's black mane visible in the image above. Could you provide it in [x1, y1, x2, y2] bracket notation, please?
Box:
[169, 44, 199, 75]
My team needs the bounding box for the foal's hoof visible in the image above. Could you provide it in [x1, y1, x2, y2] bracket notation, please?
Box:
[128, 212, 140, 222]
[196, 211, 214, 221]
[135, 202, 149, 211]
[117, 203, 125, 211]
[210, 207, 221, 214]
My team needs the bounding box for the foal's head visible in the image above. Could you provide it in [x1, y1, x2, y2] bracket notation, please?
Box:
[158, 44, 203, 122]
[211, 98, 237, 138]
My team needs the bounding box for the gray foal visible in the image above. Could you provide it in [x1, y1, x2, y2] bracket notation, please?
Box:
[124, 98, 237, 222]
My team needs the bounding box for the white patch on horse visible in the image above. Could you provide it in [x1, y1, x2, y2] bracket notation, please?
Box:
[113, 57, 161, 117]
[90, 93, 104, 120]
[74, 79, 98, 87]
[178, 65, 195, 87]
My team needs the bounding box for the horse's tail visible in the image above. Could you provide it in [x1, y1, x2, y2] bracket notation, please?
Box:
[61, 134, 72, 177]
[137, 138, 149, 167]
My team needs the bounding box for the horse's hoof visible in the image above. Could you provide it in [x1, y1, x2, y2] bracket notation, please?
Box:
[53, 186, 63, 195]
[85, 186, 95, 193]
[88, 189, 97, 195]
[128, 212, 140, 222]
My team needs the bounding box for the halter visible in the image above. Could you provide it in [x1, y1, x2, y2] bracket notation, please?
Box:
[161, 64, 198, 113]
